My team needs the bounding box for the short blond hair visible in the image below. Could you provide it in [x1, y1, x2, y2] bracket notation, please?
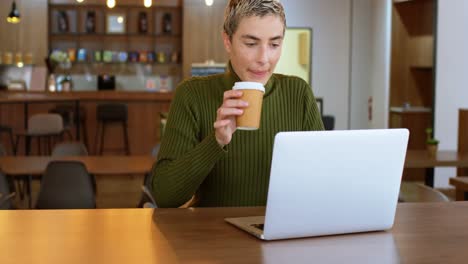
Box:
[223, 0, 286, 39]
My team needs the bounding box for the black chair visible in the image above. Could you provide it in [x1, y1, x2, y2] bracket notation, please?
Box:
[322, 115, 335, 130]
[49, 104, 89, 151]
[35, 161, 96, 209]
[94, 103, 130, 155]
[0, 170, 15, 209]
[51, 142, 96, 194]
[137, 143, 160, 208]
[0, 143, 6, 156]
[0, 125, 16, 155]
[52, 142, 89, 157]
[0, 143, 17, 207]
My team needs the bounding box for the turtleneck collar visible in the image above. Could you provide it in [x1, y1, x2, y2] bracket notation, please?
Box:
[222, 61, 275, 96]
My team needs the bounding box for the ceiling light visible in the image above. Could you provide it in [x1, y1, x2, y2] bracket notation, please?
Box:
[144, 0, 152, 8]
[107, 0, 116, 9]
[7, 1, 20, 24]
[205, 0, 214, 6]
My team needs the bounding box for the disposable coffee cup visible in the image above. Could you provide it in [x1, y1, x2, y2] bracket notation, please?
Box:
[232, 81, 265, 130]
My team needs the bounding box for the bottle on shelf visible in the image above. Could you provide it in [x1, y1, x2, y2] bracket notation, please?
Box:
[58, 11, 69, 33]
[48, 74, 56, 92]
[85, 11, 96, 33]
[138, 12, 148, 34]
[61, 75, 73, 91]
[162, 13, 172, 34]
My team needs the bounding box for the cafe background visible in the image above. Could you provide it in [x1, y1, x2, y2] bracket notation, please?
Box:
[0, 0, 467, 188]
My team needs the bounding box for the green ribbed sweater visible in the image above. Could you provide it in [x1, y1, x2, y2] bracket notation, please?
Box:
[151, 65, 324, 207]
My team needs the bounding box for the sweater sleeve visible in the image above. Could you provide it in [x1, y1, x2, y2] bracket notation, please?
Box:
[151, 81, 226, 208]
[302, 81, 325, 131]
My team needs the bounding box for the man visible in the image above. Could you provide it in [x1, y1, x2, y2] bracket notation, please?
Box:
[151, 0, 323, 207]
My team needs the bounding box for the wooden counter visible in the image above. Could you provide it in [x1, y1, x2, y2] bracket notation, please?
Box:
[0, 90, 174, 103]
[0, 91, 174, 155]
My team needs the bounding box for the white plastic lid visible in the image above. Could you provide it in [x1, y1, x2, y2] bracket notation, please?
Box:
[232, 82, 265, 93]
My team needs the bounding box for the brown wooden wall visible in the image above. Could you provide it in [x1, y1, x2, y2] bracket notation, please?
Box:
[0, 0, 48, 66]
[182, 0, 228, 79]
[390, 0, 434, 108]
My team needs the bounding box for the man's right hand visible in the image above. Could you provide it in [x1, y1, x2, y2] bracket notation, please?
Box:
[213, 90, 248, 147]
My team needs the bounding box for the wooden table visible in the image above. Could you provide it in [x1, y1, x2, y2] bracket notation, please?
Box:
[1, 203, 468, 263]
[449, 176, 468, 201]
[404, 150, 468, 187]
[0, 155, 156, 175]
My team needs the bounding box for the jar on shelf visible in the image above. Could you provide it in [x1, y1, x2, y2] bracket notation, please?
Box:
[138, 12, 148, 34]
[85, 11, 96, 33]
[162, 13, 172, 34]
[58, 11, 69, 33]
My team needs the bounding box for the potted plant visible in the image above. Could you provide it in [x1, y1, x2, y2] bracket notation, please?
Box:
[45, 50, 72, 92]
[425, 128, 439, 157]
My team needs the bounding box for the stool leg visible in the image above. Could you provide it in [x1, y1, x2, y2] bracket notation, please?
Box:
[94, 122, 101, 155]
[82, 120, 89, 153]
[123, 121, 130, 155]
[37, 137, 42, 156]
[100, 122, 106, 155]
[15, 135, 20, 156]
[47, 136, 52, 155]
[26, 136, 31, 156]
[65, 129, 73, 141]
[8, 130, 16, 155]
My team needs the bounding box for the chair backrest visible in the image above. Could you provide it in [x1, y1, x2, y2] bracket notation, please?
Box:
[0, 143, 6, 156]
[322, 115, 335, 130]
[28, 113, 63, 134]
[52, 142, 89, 157]
[137, 143, 160, 208]
[35, 161, 96, 209]
[96, 103, 128, 121]
[0, 170, 14, 209]
[399, 182, 450, 203]
[49, 104, 86, 125]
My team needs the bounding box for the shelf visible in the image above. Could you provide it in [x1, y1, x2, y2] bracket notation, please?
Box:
[390, 106, 432, 113]
[49, 2, 182, 8]
[0, 64, 35, 67]
[410, 66, 433, 70]
[70, 62, 181, 66]
[393, 0, 412, 3]
[51, 33, 181, 37]
[48, 0, 182, 79]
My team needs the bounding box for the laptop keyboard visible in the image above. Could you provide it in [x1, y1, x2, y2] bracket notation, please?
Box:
[251, 224, 264, 230]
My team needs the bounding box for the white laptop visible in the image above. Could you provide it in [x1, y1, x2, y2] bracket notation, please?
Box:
[225, 129, 409, 240]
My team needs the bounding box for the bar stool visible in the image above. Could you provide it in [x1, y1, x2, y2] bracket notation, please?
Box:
[94, 103, 130, 155]
[15, 113, 65, 155]
[49, 104, 89, 151]
[0, 125, 16, 154]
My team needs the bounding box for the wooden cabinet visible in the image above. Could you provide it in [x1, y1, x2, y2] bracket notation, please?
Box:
[459, 109, 468, 176]
[390, 0, 436, 181]
[389, 0, 435, 146]
[48, 0, 182, 81]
